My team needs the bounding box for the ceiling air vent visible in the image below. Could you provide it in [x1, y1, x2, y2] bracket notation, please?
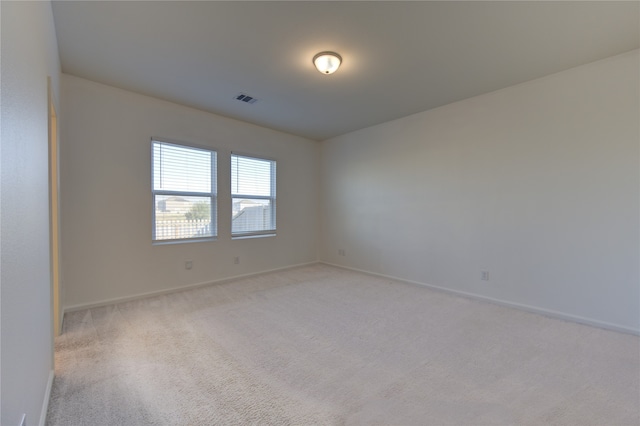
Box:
[235, 93, 258, 104]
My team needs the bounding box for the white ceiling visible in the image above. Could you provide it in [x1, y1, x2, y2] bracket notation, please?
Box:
[51, 1, 639, 141]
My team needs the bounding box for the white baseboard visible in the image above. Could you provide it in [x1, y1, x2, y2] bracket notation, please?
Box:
[62, 260, 638, 335]
[321, 261, 640, 336]
[39, 370, 54, 426]
[63, 261, 320, 313]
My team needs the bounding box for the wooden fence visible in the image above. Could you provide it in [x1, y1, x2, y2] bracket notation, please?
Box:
[155, 219, 211, 240]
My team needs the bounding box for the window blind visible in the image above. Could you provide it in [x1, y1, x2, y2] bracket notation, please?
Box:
[152, 140, 217, 241]
[231, 154, 276, 237]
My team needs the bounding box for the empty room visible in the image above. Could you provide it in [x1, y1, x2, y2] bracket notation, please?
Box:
[1, 1, 639, 425]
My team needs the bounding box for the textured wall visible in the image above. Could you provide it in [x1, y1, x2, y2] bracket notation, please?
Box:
[320, 50, 639, 332]
[61, 75, 319, 308]
[1, 1, 61, 424]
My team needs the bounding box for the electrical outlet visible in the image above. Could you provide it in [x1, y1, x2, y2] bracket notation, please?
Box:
[185, 260, 193, 270]
[481, 271, 490, 281]
[234, 256, 240, 265]
[338, 249, 346, 256]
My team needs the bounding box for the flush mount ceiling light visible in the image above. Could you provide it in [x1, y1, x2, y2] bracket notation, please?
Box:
[313, 51, 342, 75]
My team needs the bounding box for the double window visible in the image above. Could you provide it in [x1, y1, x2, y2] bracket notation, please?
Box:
[151, 140, 276, 242]
[232, 153, 276, 238]
[152, 140, 217, 242]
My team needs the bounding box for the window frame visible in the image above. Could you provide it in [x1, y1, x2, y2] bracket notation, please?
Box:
[151, 138, 218, 244]
[231, 152, 277, 239]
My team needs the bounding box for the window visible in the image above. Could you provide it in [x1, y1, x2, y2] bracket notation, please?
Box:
[231, 153, 276, 237]
[152, 139, 217, 242]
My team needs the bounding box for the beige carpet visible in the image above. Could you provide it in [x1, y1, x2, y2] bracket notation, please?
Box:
[47, 264, 639, 425]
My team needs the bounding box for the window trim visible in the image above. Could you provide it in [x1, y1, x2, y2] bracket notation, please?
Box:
[231, 152, 277, 239]
[151, 138, 218, 244]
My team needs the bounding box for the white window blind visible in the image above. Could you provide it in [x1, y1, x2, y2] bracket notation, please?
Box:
[152, 140, 217, 242]
[231, 154, 276, 237]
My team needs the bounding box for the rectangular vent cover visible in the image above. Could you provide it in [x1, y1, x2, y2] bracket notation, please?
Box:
[235, 93, 258, 104]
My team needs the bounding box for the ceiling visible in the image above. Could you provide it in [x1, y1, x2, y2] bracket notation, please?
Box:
[51, 1, 639, 141]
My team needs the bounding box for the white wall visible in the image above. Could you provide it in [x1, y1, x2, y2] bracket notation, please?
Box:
[320, 50, 639, 333]
[1, 1, 61, 424]
[61, 75, 319, 308]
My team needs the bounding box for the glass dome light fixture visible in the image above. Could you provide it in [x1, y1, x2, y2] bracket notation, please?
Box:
[313, 51, 342, 75]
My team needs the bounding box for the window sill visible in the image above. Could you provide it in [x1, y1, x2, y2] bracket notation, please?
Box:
[153, 237, 217, 246]
[231, 233, 276, 240]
